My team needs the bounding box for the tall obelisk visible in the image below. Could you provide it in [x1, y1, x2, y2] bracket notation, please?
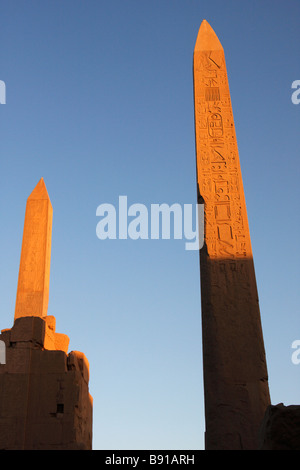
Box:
[14, 177, 52, 320]
[193, 20, 270, 449]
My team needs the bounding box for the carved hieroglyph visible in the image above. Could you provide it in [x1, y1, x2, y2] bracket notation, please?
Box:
[193, 20, 270, 449]
[14, 178, 52, 320]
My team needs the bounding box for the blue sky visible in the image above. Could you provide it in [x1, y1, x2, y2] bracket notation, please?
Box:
[0, 0, 299, 450]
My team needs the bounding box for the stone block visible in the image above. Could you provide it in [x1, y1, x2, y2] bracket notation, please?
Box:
[53, 332, 69, 353]
[259, 403, 300, 450]
[30, 349, 68, 374]
[3, 347, 32, 374]
[0, 328, 11, 346]
[68, 350, 90, 383]
[10, 316, 45, 346]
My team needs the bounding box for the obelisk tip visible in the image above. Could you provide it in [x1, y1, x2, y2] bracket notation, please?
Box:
[194, 19, 223, 52]
[28, 178, 51, 201]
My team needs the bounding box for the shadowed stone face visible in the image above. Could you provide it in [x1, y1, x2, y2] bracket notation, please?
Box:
[193, 20, 270, 449]
[14, 178, 52, 320]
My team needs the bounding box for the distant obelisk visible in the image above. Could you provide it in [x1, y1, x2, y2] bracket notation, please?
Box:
[193, 20, 270, 449]
[14, 178, 52, 320]
[0, 179, 93, 450]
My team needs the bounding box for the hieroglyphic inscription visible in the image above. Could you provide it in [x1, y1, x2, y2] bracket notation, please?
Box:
[194, 20, 270, 451]
[194, 49, 251, 260]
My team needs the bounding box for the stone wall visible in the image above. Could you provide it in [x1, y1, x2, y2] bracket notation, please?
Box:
[259, 403, 300, 450]
[0, 316, 92, 450]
